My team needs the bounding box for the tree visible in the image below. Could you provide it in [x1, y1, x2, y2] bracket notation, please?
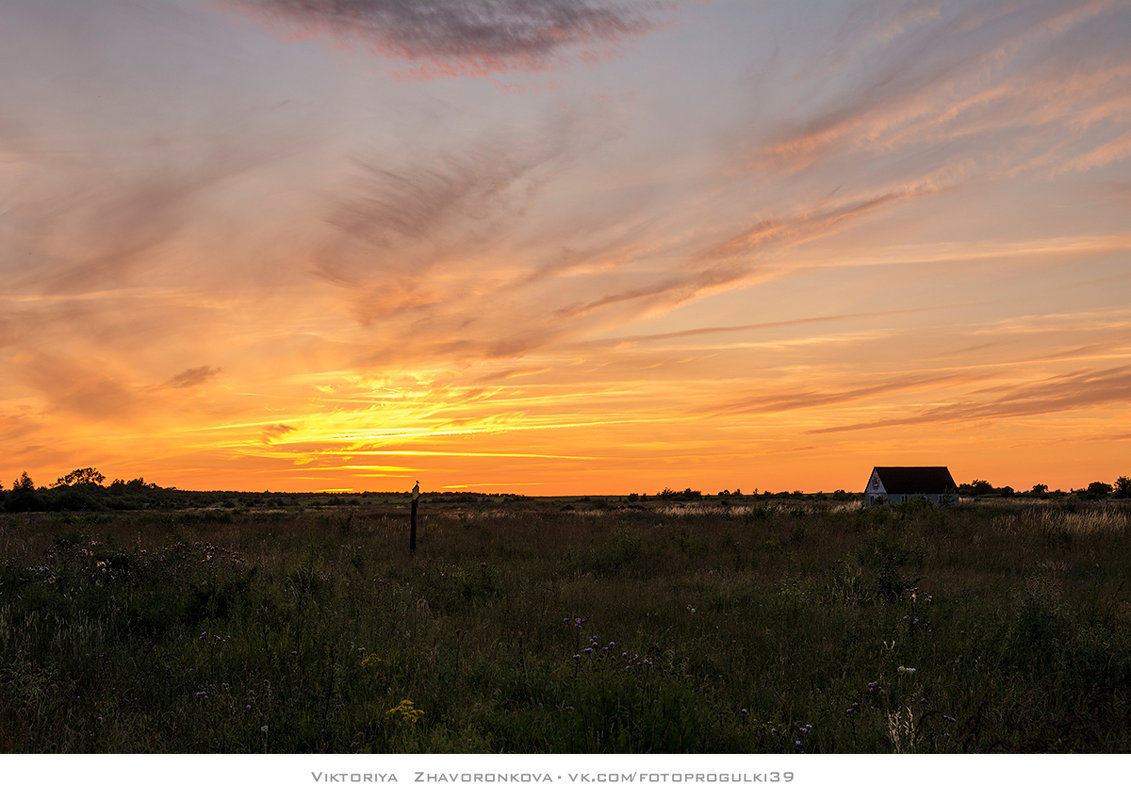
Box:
[1030, 483, 1048, 497]
[53, 467, 105, 488]
[959, 479, 993, 496]
[1114, 476, 1131, 499]
[6, 472, 42, 512]
[1086, 481, 1113, 499]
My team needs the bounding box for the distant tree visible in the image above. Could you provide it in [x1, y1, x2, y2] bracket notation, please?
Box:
[53, 467, 105, 488]
[1029, 483, 1048, 497]
[1086, 481, 1113, 499]
[1114, 476, 1131, 499]
[999, 485, 1015, 497]
[959, 479, 994, 496]
[109, 477, 154, 495]
[6, 472, 42, 512]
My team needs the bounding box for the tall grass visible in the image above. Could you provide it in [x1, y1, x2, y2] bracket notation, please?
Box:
[1, 499, 1129, 752]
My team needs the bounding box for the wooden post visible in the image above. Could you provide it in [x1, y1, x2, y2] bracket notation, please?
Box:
[410, 480, 420, 556]
[410, 497, 418, 556]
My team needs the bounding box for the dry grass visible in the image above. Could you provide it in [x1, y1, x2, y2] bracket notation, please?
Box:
[1, 497, 1129, 752]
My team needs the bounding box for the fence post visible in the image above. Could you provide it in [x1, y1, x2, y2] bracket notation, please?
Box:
[410, 481, 419, 556]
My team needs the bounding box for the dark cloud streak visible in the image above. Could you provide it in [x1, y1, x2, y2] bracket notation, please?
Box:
[163, 366, 223, 390]
[811, 365, 1131, 434]
[229, 0, 669, 78]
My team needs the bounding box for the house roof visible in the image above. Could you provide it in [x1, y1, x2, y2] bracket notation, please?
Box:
[870, 466, 957, 494]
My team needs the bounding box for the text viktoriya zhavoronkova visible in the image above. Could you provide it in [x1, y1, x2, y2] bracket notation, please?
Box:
[310, 772, 796, 784]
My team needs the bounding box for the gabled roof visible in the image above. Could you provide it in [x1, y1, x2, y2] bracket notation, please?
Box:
[870, 466, 957, 494]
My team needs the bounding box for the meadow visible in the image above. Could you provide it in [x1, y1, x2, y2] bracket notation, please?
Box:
[1, 495, 1129, 753]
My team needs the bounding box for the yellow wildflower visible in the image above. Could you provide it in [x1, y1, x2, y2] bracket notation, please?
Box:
[386, 699, 424, 723]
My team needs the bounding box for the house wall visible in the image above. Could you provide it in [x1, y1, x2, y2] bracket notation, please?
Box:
[865, 492, 957, 506]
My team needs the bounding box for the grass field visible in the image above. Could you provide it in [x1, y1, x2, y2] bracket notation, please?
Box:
[2, 495, 1129, 753]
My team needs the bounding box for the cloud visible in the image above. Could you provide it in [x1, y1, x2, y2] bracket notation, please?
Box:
[551, 265, 746, 323]
[697, 188, 926, 263]
[742, 1, 1129, 183]
[3, 145, 293, 299]
[811, 365, 1131, 434]
[704, 370, 986, 417]
[13, 348, 140, 421]
[163, 366, 223, 390]
[584, 305, 959, 350]
[315, 112, 591, 311]
[228, 0, 670, 78]
[261, 423, 297, 442]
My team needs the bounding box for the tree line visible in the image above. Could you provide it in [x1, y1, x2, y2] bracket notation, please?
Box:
[959, 477, 1131, 499]
[4, 466, 1131, 513]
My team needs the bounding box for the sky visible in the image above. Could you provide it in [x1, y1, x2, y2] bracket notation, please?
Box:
[2, 0, 1130, 495]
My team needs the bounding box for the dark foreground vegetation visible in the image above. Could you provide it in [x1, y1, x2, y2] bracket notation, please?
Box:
[2, 495, 1130, 752]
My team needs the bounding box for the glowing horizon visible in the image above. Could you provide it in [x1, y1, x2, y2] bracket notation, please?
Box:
[3, 1, 1130, 496]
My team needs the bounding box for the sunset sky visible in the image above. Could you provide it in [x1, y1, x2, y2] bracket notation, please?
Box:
[3, 0, 1130, 495]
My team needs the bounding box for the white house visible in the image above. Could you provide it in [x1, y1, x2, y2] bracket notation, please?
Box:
[864, 466, 958, 506]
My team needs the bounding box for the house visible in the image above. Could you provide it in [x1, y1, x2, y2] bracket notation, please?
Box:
[864, 466, 958, 506]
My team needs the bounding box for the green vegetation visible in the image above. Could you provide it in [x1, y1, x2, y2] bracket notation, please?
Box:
[1, 496, 1130, 752]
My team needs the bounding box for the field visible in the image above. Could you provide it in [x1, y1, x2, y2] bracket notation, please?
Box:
[2, 495, 1130, 753]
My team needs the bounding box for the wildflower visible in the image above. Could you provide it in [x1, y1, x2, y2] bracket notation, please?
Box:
[386, 699, 424, 723]
[195, 691, 207, 698]
[897, 666, 916, 674]
[261, 725, 268, 733]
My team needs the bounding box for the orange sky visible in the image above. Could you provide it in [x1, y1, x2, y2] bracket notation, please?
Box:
[3, 1, 1130, 494]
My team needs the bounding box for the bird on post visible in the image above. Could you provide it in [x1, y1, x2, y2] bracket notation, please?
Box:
[412, 481, 420, 501]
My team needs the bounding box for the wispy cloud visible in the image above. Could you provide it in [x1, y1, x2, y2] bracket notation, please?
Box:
[261, 423, 297, 442]
[163, 366, 223, 390]
[704, 370, 990, 417]
[228, 0, 671, 78]
[812, 365, 1131, 434]
[12, 349, 140, 421]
